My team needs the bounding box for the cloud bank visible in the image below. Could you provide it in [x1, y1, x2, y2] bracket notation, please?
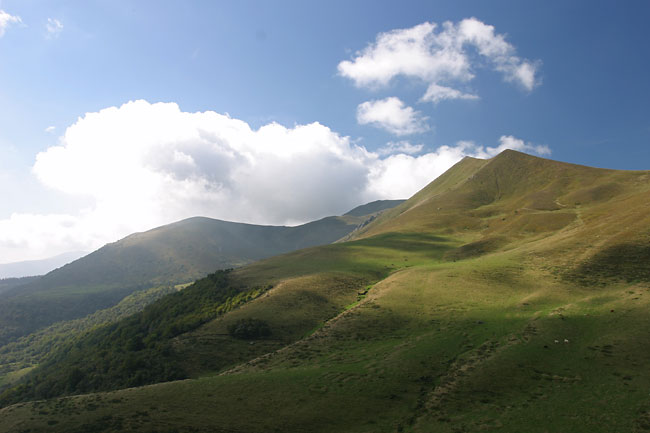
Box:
[0, 100, 549, 262]
[338, 18, 540, 101]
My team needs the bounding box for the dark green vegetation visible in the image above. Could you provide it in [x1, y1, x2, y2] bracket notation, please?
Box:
[0, 284, 179, 390]
[1, 150, 649, 433]
[1, 270, 273, 402]
[0, 277, 39, 295]
[0, 201, 399, 346]
[228, 318, 271, 339]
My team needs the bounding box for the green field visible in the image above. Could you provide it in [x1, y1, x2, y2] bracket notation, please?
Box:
[1, 151, 649, 432]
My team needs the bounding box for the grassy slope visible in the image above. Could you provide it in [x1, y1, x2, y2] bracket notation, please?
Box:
[2, 150, 649, 432]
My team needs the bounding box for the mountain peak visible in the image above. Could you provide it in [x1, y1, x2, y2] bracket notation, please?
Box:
[350, 150, 642, 240]
[489, 148, 547, 163]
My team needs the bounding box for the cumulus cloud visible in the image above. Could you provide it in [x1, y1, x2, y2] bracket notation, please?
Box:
[46, 18, 63, 38]
[32, 101, 372, 225]
[377, 141, 424, 156]
[0, 10, 21, 37]
[338, 18, 540, 100]
[357, 97, 428, 135]
[44, 126, 56, 134]
[367, 144, 473, 199]
[0, 100, 550, 262]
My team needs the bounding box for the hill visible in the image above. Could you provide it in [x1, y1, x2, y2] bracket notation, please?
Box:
[1, 150, 649, 433]
[0, 201, 402, 346]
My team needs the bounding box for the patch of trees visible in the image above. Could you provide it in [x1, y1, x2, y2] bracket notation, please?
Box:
[0, 276, 40, 295]
[228, 318, 271, 339]
[0, 284, 178, 388]
[0, 285, 137, 346]
[0, 270, 272, 407]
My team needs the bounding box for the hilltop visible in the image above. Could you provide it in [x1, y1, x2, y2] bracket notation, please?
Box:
[1, 150, 648, 433]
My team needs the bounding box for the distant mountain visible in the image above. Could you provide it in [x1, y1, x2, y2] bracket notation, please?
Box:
[0, 251, 87, 279]
[0, 200, 402, 345]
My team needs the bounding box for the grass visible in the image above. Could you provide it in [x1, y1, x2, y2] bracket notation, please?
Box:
[2, 242, 648, 432]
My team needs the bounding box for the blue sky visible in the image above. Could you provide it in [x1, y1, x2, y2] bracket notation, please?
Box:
[0, 0, 649, 263]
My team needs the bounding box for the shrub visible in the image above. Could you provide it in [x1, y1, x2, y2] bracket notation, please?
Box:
[227, 318, 271, 340]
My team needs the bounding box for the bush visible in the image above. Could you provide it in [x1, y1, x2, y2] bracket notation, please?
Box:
[227, 318, 271, 340]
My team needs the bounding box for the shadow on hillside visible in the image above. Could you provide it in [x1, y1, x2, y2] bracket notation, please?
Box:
[565, 243, 650, 285]
[351, 233, 454, 256]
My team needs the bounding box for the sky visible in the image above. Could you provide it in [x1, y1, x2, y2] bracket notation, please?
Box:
[0, 0, 649, 263]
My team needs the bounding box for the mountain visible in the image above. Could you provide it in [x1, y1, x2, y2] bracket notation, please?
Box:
[0, 251, 87, 279]
[0, 200, 403, 345]
[1, 150, 649, 433]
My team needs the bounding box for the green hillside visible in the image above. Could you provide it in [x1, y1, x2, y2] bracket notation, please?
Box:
[0, 203, 400, 346]
[1, 150, 649, 432]
[0, 284, 179, 391]
[0, 277, 40, 296]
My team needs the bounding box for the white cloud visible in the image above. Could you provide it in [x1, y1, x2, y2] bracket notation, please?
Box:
[377, 141, 424, 156]
[367, 144, 473, 199]
[338, 18, 540, 101]
[0, 100, 550, 262]
[32, 101, 370, 224]
[471, 135, 551, 159]
[421, 83, 479, 104]
[357, 97, 428, 135]
[0, 10, 21, 37]
[45, 126, 56, 134]
[46, 18, 63, 38]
